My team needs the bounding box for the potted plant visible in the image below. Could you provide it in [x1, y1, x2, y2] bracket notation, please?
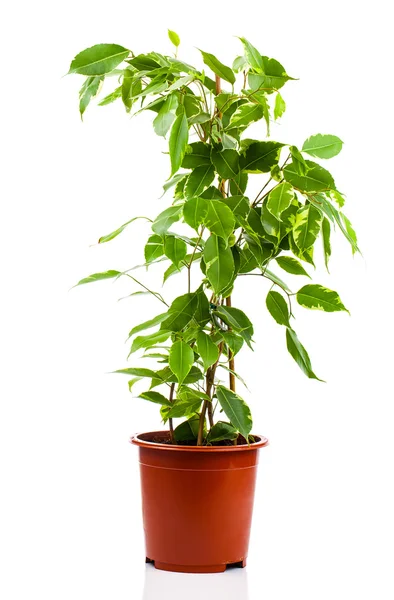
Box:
[68, 32, 358, 573]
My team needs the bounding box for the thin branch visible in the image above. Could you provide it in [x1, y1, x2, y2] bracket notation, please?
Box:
[124, 274, 169, 306]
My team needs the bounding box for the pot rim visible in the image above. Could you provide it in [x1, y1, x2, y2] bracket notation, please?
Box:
[130, 430, 268, 452]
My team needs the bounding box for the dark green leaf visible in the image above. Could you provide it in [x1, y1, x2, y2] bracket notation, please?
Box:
[296, 284, 349, 313]
[139, 390, 172, 406]
[196, 331, 219, 370]
[184, 165, 215, 198]
[169, 340, 194, 384]
[213, 305, 254, 348]
[168, 29, 180, 47]
[199, 50, 235, 84]
[183, 197, 208, 230]
[204, 234, 235, 295]
[275, 256, 311, 278]
[283, 161, 336, 192]
[266, 290, 290, 326]
[240, 141, 283, 173]
[211, 149, 240, 179]
[230, 171, 248, 195]
[229, 103, 265, 128]
[200, 186, 224, 200]
[160, 293, 198, 331]
[69, 44, 130, 75]
[302, 134, 343, 159]
[207, 421, 238, 443]
[153, 93, 179, 137]
[169, 111, 189, 175]
[74, 270, 121, 286]
[216, 385, 253, 439]
[293, 205, 322, 250]
[174, 416, 200, 442]
[286, 327, 321, 380]
[152, 205, 182, 235]
[182, 142, 212, 169]
[204, 200, 235, 241]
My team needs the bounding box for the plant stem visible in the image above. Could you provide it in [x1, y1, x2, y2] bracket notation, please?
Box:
[225, 296, 236, 392]
[169, 382, 176, 444]
[197, 342, 223, 445]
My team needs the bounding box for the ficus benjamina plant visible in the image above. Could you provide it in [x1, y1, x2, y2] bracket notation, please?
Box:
[69, 31, 359, 446]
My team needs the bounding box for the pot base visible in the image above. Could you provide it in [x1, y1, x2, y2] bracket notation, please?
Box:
[146, 557, 247, 573]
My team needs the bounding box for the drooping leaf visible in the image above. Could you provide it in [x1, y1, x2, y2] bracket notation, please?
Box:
[199, 50, 235, 84]
[196, 331, 219, 370]
[296, 284, 349, 313]
[121, 69, 142, 111]
[262, 269, 292, 291]
[266, 290, 290, 326]
[69, 44, 130, 75]
[293, 205, 322, 250]
[98, 216, 151, 244]
[342, 214, 359, 255]
[274, 92, 286, 119]
[160, 293, 198, 332]
[128, 312, 169, 338]
[153, 93, 179, 137]
[114, 367, 157, 378]
[168, 29, 180, 47]
[283, 161, 336, 192]
[211, 149, 240, 179]
[183, 197, 208, 230]
[144, 234, 164, 263]
[213, 305, 254, 348]
[182, 142, 211, 169]
[207, 421, 238, 443]
[169, 111, 189, 175]
[289, 146, 309, 176]
[79, 76, 103, 118]
[286, 328, 321, 380]
[240, 141, 283, 173]
[129, 330, 171, 355]
[308, 194, 359, 254]
[275, 256, 311, 278]
[266, 182, 294, 220]
[321, 217, 331, 271]
[238, 37, 264, 71]
[216, 385, 253, 440]
[152, 205, 182, 235]
[174, 416, 200, 442]
[204, 234, 235, 295]
[139, 390, 172, 406]
[169, 340, 194, 384]
[98, 86, 122, 106]
[184, 165, 215, 198]
[302, 134, 343, 159]
[203, 200, 235, 241]
[74, 270, 121, 286]
[162, 172, 188, 196]
[229, 103, 265, 128]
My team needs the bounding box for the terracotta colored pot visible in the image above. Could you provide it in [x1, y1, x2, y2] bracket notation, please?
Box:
[131, 431, 268, 573]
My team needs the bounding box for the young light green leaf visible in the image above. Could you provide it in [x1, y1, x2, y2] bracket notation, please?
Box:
[274, 92, 286, 119]
[144, 234, 164, 263]
[168, 29, 180, 47]
[321, 218, 331, 271]
[184, 165, 215, 198]
[183, 197, 208, 230]
[128, 312, 169, 338]
[203, 200, 235, 241]
[238, 37, 264, 72]
[302, 134, 343, 159]
[204, 234, 235, 295]
[211, 149, 240, 179]
[284, 160, 336, 192]
[74, 270, 121, 286]
[98, 216, 151, 244]
[163, 235, 187, 267]
[169, 111, 189, 175]
[199, 50, 235, 84]
[286, 328, 322, 380]
[275, 256, 311, 278]
[229, 103, 265, 128]
[139, 391, 172, 406]
[160, 293, 198, 332]
[196, 331, 219, 371]
[153, 93, 179, 137]
[266, 291, 290, 326]
[342, 214, 358, 255]
[267, 182, 294, 220]
[207, 421, 238, 443]
[296, 284, 349, 313]
[152, 205, 182, 235]
[98, 86, 122, 106]
[69, 44, 130, 75]
[79, 76, 103, 118]
[293, 205, 322, 250]
[216, 385, 253, 440]
[169, 340, 194, 385]
[232, 56, 248, 73]
[213, 305, 254, 348]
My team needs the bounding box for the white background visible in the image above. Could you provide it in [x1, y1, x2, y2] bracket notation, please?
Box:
[1, 1, 393, 598]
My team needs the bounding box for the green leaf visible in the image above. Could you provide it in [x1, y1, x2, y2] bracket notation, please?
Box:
[188, 112, 211, 125]
[207, 421, 238, 443]
[150, 366, 203, 388]
[229, 103, 265, 128]
[286, 328, 321, 380]
[232, 56, 248, 73]
[169, 340, 194, 385]
[98, 86, 122, 106]
[168, 29, 180, 47]
[199, 50, 235, 84]
[74, 270, 121, 286]
[153, 93, 179, 137]
[266, 291, 290, 326]
[127, 54, 160, 71]
[204, 234, 235, 295]
[139, 391, 172, 406]
[98, 216, 150, 244]
[79, 76, 103, 118]
[275, 256, 311, 278]
[267, 182, 294, 220]
[293, 205, 322, 250]
[182, 142, 212, 169]
[238, 37, 264, 71]
[302, 134, 343, 159]
[152, 205, 182, 235]
[183, 197, 208, 230]
[69, 44, 130, 75]
[174, 416, 200, 442]
[167, 75, 195, 92]
[184, 165, 215, 198]
[121, 69, 141, 111]
[129, 331, 171, 354]
[240, 141, 283, 173]
[248, 56, 292, 91]
[308, 194, 359, 254]
[321, 218, 331, 271]
[230, 171, 248, 195]
[144, 234, 164, 263]
[274, 92, 286, 119]
[164, 235, 187, 267]
[204, 200, 235, 241]
[289, 146, 309, 176]
[162, 172, 187, 196]
[194, 288, 211, 327]
[169, 111, 189, 175]
[296, 284, 349, 313]
[216, 386, 253, 440]
[128, 312, 169, 338]
[213, 305, 254, 348]
[342, 214, 358, 255]
[211, 149, 240, 179]
[160, 293, 198, 332]
[283, 160, 336, 192]
[196, 331, 219, 371]
[289, 234, 315, 266]
[221, 331, 244, 355]
[114, 367, 157, 378]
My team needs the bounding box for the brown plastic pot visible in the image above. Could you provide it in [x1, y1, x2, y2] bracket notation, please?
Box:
[131, 431, 268, 573]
